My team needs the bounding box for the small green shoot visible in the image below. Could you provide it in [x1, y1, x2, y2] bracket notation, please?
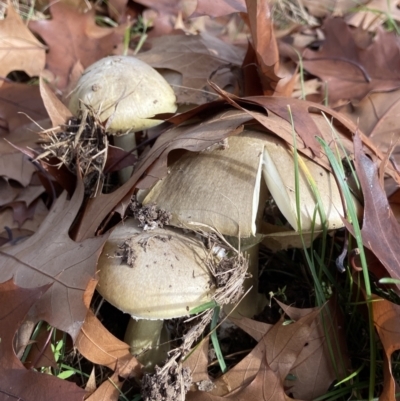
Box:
[379, 277, 400, 284]
[189, 300, 218, 315]
[210, 305, 227, 373]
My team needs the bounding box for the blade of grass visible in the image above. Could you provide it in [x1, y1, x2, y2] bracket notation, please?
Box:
[210, 306, 226, 373]
[316, 135, 376, 401]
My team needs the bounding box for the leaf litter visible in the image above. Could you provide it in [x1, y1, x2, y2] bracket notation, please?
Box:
[3, 0, 400, 400]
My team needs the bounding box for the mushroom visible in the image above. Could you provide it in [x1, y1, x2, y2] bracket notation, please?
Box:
[140, 129, 269, 318]
[96, 219, 216, 369]
[69, 56, 177, 181]
[139, 125, 361, 316]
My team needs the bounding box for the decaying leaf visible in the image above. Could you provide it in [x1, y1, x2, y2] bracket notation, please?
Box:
[348, 0, 400, 31]
[244, 0, 295, 97]
[345, 132, 400, 289]
[29, 2, 126, 89]
[182, 337, 211, 387]
[190, 0, 246, 17]
[187, 308, 319, 400]
[0, 2, 46, 83]
[277, 300, 349, 400]
[372, 295, 400, 401]
[303, 18, 400, 103]
[0, 279, 87, 401]
[0, 81, 48, 136]
[338, 88, 400, 176]
[76, 309, 141, 374]
[0, 181, 107, 340]
[136, 31, 244, 104]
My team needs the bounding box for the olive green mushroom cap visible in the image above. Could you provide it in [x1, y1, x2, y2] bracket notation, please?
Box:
[69, 56, 177, 133]
[97, 219, 215, 320]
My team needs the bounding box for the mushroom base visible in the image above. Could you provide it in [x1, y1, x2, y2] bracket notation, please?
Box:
[124, 318, 170, 371]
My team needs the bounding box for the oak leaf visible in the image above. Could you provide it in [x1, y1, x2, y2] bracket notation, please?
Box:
[29, 2, 126, 89]
[372, 296, 400, 401]
[348, 0, 400, 31]
[0, 81, 48, 136]
[136, 31, 244, 104]
[0, 279, 87, 401]
[303, 18, 400, 103]
[187, 309, 318, 400]
[243, 0, 296, 97]
[338, 88, 400, 182]
[0, 2, 46, 83]
[345, 132, 400, 289]
[190, 0, 246, 17]
[0, 181, 108, 340]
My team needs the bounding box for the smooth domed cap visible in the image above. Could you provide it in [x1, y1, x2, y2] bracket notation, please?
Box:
[97, 219, 215, 319]
[69, 56, 177, 133]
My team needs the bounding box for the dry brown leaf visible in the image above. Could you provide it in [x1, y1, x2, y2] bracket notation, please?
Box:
[2, 198, 46, 228]
[0, 2, 46, 83]
[244, 0, 296, 97]
[136, 31, 244, 104]
[29, 2, 126, 89]
[182, 338, 211, 386]
[303, 18, 400, 103]
[338, 89, 400, 175]
[300, 0, 365, 18]
[372, 296, 400, 401]
[344, 132, 400, 290]
[348, 0, 400, 30]
[0, 152, 36, 188]
[0, 279, 87, 401]
[0, 181, 108, 340]
[11, 184, 45, 207]
[39, 78, 72, 127]
[0, 177, 19, 205]
[187, 310, 318, 400]
[0, 116, 50, 190]
[133, 0, 184, 15]
[76, 309, 140, 373]
[277, 300, 349, 400]
[190, 0, 246, 17]
[85, 371, 121, 401]
[0, 81, 48, 136]
[228, 315, 272, 342]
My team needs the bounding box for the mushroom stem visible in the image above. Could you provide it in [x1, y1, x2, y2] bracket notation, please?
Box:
[223, 244, 265, 318]
[113, 133, 137, 183]
[124, 318, 170, 370]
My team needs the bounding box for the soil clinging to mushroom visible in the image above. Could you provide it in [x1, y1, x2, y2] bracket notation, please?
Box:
[129, 197, 172, 230]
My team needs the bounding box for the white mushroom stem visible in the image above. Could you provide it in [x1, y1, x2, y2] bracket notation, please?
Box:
[223, 243, 266, 319]
[124, 318, 170, 370]
[113, 133, 137, 183]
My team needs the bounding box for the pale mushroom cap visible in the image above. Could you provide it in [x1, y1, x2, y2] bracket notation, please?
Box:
[97, 219, 215, 320]
[261, 135, 352, 231]
[142, 131, 267, 237]
[141, 127, 359, 237]
[69, 56, 177, 133]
